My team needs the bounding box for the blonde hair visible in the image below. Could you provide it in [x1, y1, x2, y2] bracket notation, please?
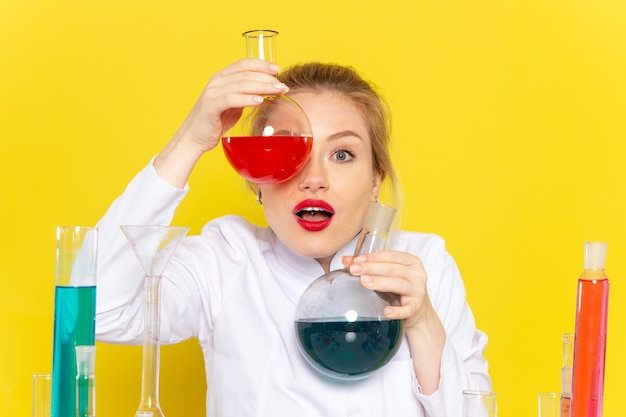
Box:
[249, 62, 400, 209]
[278, 63, 397, 191]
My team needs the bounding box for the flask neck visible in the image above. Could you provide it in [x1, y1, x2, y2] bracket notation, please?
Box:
[351, 201, 395, 258]
[354, 229, 388, 257]
[243, 29, 278, 63]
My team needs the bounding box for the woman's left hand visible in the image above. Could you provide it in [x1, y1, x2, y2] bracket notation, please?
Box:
[342, 250, 434, 333]
[343, 250, 446, 394]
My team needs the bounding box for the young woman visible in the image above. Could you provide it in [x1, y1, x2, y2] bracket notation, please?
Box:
[95, 59, 490, 416]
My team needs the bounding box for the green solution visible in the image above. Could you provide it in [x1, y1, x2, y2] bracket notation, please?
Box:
[76, 374, 93, 417]
[51, 286, 96, 417]
[295, 317, 403, 379]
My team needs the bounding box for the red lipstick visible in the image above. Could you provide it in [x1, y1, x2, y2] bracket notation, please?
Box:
[293, 199, 334, 232]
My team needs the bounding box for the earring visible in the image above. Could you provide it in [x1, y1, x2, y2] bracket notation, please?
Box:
[256, 191, 263, 205]
[373, 178, 379, 203]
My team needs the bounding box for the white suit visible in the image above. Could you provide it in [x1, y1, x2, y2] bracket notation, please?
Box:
[95, 161, 491, 417]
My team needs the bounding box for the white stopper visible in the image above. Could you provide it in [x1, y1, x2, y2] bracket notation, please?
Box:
[584, 241, 607, 270]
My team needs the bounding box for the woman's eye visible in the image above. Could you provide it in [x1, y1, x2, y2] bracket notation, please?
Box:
[333, 150, 353, 162]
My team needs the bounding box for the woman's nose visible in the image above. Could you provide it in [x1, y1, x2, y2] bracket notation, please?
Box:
[297, 157, 328, 192]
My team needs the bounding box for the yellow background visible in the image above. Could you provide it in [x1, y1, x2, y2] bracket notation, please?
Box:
[1, 0, 625, 416]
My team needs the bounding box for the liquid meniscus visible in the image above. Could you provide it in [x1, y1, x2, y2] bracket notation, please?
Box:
[222, 135, 312, 183]
[295, 317, 403, 380]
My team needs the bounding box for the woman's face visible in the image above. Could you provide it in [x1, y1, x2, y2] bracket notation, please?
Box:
[259, 90, 381, 270]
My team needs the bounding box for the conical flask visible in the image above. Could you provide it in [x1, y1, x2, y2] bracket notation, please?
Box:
[294, 202, 404, 380]
[120, 225, 189, 417]
[221, 29, 313, 184]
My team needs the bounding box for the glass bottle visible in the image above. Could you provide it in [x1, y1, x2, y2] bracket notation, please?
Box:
[221, 29, 313, 184]
[561, 333, 574, 417]
[76, 345, 96, 417]
[294, 202, 404, 380]
[51, 226, 98, 417]
[571, 241, 609, 417]
[121, 225, 189, 417]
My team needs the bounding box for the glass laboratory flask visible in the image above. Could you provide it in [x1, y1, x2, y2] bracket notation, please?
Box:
[121, 225, 189, 417]
[221, 29, 313, 184]
[294, 202, 404, 380]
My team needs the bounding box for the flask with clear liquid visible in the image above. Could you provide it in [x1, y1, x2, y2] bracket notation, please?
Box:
[294, 202, 404, 380]
[571, 241, 609, 417]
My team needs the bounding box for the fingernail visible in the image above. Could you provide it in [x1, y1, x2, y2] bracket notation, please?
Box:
[360, 275, 372, 283]
[354, 255, 366, 262]
[269, 63, 281, 72]
[272, 83, 289, 93]
[350, 264, 362, 274]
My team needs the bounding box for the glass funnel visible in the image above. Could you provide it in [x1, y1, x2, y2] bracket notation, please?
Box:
[294, 202, 404, 380]
[221, 29, 313, 184]
[120, 225, 189, 417]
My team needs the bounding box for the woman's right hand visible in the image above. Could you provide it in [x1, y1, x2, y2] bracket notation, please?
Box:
[154, 58, 289, 188]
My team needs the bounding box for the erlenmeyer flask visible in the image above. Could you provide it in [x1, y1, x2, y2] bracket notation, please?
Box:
[120, 225, 189, 417]
[294, 202, 404, 380]
[221, 29, 313, 184]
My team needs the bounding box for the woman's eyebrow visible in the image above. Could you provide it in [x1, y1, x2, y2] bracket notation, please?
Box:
[327, 130, 364, 141]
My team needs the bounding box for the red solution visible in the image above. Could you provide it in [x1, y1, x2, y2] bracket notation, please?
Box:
[571, 243, 609, 417]
[222, 135, 312, 183]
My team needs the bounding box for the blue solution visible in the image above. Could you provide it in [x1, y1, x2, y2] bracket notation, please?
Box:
[295, 317, 403, 379]
[51, 286, 96, 417]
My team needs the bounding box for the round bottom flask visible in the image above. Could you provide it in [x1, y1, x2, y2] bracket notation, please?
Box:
[221, 29, 313, 184]
[294, 202, 404, 380]
[222, 93, 312, 183]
